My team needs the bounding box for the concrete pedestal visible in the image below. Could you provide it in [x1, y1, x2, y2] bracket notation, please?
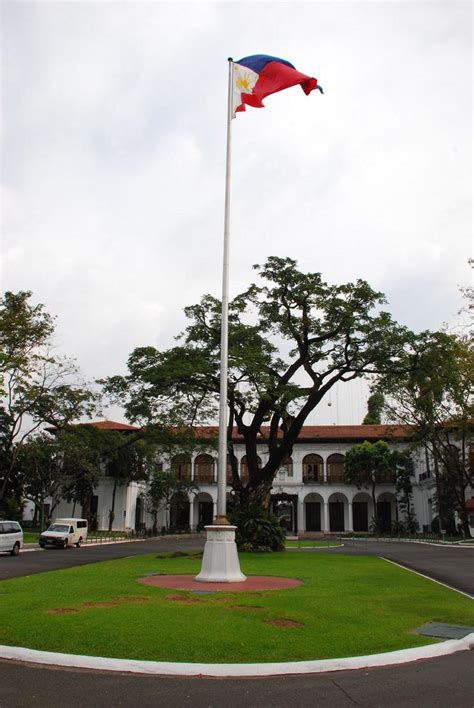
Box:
[195, 525, 246, 583]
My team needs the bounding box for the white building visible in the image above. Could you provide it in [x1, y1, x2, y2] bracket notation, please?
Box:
[37, 421, 473, 536]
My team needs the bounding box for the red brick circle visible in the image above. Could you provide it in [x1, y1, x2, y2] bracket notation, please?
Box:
[138, 575, 302, 592]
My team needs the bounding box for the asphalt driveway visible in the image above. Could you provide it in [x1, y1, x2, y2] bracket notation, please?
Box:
[0, 651, 473, 707]
[327, 539, 474, 596]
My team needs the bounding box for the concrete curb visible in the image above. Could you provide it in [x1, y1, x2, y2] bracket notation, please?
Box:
[1, 634, 473, 677]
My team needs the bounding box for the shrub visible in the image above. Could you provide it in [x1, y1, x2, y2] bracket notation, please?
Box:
[229, 504, 285, 552]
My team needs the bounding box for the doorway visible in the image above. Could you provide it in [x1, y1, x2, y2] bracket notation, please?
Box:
[305, 502, 321, 532]
[329, 501, 345, 532]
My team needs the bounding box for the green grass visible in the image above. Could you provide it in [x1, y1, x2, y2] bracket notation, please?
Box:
[0, 551, 473, 663]
[23, 532, 40, 544]
[285, 540, 341, 548]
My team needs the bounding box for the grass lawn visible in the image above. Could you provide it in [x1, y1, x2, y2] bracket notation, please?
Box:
[285, 540, 341, 548]
[23, 532, 40, 544]
[0, 551, 473, 663]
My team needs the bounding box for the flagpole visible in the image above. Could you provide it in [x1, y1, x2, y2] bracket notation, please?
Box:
[215, 57, 234, 524]
[195, 57, 245, 582]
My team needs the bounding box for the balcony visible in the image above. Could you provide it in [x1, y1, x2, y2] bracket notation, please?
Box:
[194, 474, 216, 484]
[326, 462, 345, 484]
[326, 472, 345, 484]
[303, 472, 323, 484]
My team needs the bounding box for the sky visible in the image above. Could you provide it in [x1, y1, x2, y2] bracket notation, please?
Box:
[1, 0, 472, 426]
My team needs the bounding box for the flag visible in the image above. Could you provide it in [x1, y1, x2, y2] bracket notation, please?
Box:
[232, 54, 323, 116]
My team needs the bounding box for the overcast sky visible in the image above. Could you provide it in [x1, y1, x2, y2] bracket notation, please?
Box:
[2, 1, 472, 425]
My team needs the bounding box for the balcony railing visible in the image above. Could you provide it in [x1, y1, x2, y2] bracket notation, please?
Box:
[303, 473, 323, 484]
[194, 474, 216, 484]
[326, 472, 345, 484]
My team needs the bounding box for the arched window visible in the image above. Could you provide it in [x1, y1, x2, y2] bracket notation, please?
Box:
[278, 456, 293, 478]
[326, 454, 345, 483]
[303, 454, 324, 483]
[240, 455, 262, 483]
[171, 454, 191, 480]
[194, 454, 215, 483]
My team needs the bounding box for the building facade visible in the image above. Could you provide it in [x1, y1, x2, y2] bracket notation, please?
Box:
[31, 421, 473, 536]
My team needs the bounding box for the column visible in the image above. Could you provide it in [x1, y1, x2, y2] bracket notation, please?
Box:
[189, 499, 194, 532]
[298, 499, 305, 534]
[348, 501, 354, 532]
[323, 501, 329, 533]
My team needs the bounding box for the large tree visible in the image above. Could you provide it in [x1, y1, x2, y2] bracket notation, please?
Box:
[0, 291, 99, 507]
[104, 433, 155, 531]
[145, 468, 197, 535]
[362, 391, 384, 424]
[104, 257, 418, 512]
[375, 332, 473, 536]
[345, 440, 393, 531]
[15, 433, 64, 529]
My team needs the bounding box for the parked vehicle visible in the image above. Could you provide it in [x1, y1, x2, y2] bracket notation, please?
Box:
[39, 518, 88, 549]
[0, 520, 23, 556]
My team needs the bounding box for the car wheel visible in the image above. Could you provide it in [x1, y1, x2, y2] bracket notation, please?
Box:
[10, 542, 20, 557]
[39, 543, 45, 548]
[63, 539, 68, 549]
[76, 537, 82, 548]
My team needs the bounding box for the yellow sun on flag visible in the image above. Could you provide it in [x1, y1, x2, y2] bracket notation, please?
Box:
[236, 73, 253, 94]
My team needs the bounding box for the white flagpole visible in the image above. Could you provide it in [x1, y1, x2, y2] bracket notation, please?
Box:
[215, 57, 234, 524]
[195, 58, 245, 582]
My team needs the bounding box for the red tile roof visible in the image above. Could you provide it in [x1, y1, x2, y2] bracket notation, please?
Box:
[80, 421, 412, 441]
[287, 424, 411, 441]
[82, 420, 140, 432]
[190, 424, 412, 442]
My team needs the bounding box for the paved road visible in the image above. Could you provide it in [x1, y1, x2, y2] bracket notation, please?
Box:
[0, 536, 204, 581]
[1, 651, 473, 707]
[1, 537, 473, 707]
[328, 539, 474, 596]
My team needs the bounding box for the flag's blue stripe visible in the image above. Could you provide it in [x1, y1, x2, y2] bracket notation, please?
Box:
[236, 54, 296, 74]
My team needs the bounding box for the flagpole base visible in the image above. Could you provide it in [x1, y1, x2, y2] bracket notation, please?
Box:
[195, 525, 246, 583]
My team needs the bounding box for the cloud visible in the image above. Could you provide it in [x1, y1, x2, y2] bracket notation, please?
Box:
[2, 1, 471, 424]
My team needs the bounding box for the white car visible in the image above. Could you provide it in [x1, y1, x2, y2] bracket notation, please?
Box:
[39, 518, 88, 549]
[0, 520, 23, 556]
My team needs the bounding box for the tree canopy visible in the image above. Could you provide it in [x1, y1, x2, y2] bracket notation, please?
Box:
[0, 291, 99, 508]
[363, 391, 384, 424]
[104, 257, 420, 509]
[375, 331, 473, 535]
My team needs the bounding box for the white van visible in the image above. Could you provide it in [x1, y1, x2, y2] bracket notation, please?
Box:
[0, 520, 23, 556]
[39, 518, 88, 549]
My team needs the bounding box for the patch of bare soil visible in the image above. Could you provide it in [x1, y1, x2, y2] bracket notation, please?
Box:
[48, 596, 149, 614]
[164, 594, 201, 604]
[265, 618, 304, 628]
[229, 605, 264, 611]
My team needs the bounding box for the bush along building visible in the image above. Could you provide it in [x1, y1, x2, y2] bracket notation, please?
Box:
[25, 421, 474, 537]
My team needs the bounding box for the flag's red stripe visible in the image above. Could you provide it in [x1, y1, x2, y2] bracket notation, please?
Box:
[237, 61, 318, 112]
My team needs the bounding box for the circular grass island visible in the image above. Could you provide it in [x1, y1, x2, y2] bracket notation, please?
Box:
[0, 551, 473, 664]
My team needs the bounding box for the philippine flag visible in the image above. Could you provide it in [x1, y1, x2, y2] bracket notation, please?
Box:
[232, 54, 322, 116]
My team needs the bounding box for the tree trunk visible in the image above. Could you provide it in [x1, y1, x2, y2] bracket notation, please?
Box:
[371, 477, 378, 532]
[109, 479, 118, 531]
